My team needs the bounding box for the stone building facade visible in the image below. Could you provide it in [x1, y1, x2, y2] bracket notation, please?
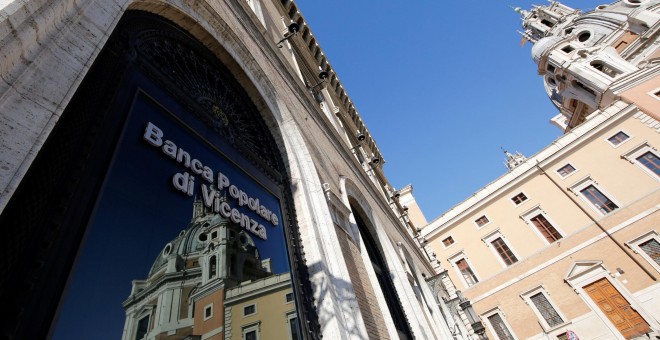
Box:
[0, 0, 467, 339]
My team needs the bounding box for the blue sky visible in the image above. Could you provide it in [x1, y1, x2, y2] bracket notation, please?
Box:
[296, 0, 607, 221]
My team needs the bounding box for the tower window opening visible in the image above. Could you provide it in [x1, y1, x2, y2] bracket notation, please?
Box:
[546, 64, 556, 73]
[561, 45, 574, 53]
[541, 19, 555, 28]
[590, 61, 620, 78]
[135, 315, 149, 340]
[578, 31, 591, 42]
[209, 256, 217, 279]
[565, 28, 574, 34]
[574, 80, 597, 97]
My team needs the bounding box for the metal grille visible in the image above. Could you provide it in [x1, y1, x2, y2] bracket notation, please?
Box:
[530, 292, 563, 327]
[639, 238, 660, 265]
[487, 313, 514, 340]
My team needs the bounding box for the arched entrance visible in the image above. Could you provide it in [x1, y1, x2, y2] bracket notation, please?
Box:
[0, 10, 318, 340]
[349, 201, 413, 340]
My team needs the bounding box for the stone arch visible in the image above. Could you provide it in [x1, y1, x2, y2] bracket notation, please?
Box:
[339, 176, 414, 339]
[0, 5, 321, 339]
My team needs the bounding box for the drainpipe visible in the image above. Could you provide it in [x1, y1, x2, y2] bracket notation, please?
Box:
[535, 162, 657, 281]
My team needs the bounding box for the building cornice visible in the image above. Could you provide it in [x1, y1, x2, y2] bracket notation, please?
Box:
[421, 101, 638, 240]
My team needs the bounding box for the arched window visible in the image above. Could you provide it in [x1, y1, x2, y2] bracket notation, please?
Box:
[590, 60, 621, 78]
[350, 202, 413, 339]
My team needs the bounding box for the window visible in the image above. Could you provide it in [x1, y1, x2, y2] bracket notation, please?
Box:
[638, 152, 660, 176]
[285, 292, 294, 303]
[521, 287, 566, 331]
[209, 255, 217, 279]
[449, 252, 479, 288]
[442, 236, 455, 247]
[492, 238, 518, 266]
[135, 315, 149, 340]
[521, 206, 564, 244]
[578, 31, 591, 42]
[639, 238, 660, 265]
[622, 142, 660, 180]
[483, 309, 516, 340]
[627, 231, 660, 272]
[590, 61, 620, 78]
[243, 324, 260, 340]
[204, 304, 213, 320]
[475, 215, 491, 228]
[556, 163, 576, 178]
[245, 330, 257, 340]
[570, 177, 620, 216]
[350, 203, 413, 337]
[483, 230, 519, 267]
[581, 185, 618, 214]
[511, 192, 528, 205]
[287, 313, 300, 340]
[547, 64, 556, 73]
[456, 259, 479, 287]
[650, 88, 660, 100]
[244, 304, 256, 316]
[531, 292, 563, 327]
[607, 131, 630, 147]
[530, 214, 562, 243]
[561, 45, 574, 53]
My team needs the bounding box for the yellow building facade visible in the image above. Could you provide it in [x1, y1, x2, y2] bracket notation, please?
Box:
[421, 1, 660, 339]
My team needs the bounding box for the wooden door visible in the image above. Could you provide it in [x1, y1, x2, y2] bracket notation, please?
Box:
[584, 278, 650, 339]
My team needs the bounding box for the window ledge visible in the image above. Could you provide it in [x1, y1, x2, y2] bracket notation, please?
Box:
[543, 321, 573, 334]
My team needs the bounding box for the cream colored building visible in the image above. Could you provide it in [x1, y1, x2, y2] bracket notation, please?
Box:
[224, 274, 297, 340]
[421, 1, 660, 339]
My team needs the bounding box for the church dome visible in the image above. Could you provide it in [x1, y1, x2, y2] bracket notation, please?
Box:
[148, 205, 229, 276]
[532, 36, 563, 63]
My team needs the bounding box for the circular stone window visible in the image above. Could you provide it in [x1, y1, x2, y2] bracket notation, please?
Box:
[198, 233, 208, 242]
[162, 243, 173, 257]
[578, 31, 591, 42]
[596, 4, 608, 10]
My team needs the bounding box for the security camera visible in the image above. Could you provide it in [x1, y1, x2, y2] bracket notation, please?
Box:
[287, 22, 300, 34]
